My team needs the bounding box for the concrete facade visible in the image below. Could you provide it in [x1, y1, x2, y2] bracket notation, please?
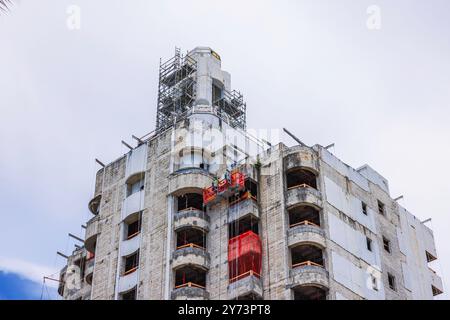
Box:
[57, 47, 443, 300]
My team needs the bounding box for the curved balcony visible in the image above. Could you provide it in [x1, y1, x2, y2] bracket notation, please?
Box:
[227, 272, 263, 300]
[121, 190, 145, 221]
[285, 185, 322, 209]
[287, 222, 326, 248]
[172, 244, 210, 270]
[118, 268, 139, 294]
[228, 197, 259, 224]
[125, 144, 148, 182]
[85, 216, 100, 253]
[284, 146, 319, 173]
[88, 194, 102, 215]
[169, 168, 212, 195]
[120, 233, 141, 257]
[174, 208, 210, 232]
[85, 258, 95, 285]
[289, 262, 329, 289]
[171, 283, 209, 300]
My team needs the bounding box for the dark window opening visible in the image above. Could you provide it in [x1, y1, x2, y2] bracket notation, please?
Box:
[286, 168, 317, 190]
[382, 236, 391, 253]
[229, 215, 259, 238]
[377, 200, 385, 215]
[229, 179, 258, 204]
[177, 193, 204, 211]
[293, 286, 327, 300]
[121, 288, 137, 300]
[388, 273, 396, 291]
[288, 205, 320, 227]
[126, 213, 142, 240]
[176, 228, 206, 249]
[124, 251, 139, 275]
[371, 275, 378, 291]
[362, 202, 368, 215]
[432, 285, 443, 296]
[175, 266, 206, 288]
[291, 245, 323, 268]
[426, 251, 437, 263]
[212, 82, 223, 104]
[366, 237, 373, 252]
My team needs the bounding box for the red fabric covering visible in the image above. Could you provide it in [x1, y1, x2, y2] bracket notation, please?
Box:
[228, 231, 262, 282]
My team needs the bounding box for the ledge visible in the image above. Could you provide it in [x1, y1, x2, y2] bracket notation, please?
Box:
[85, 216, 100, 253]
[171, 284, 209, 300]
[228, 198, 259, 224]
[227, 274, 263, 300]
[172, 245, 210, 270]
[174, 208, 210, 232]
[288, 264, 329, 289]
[287, 224, 326, 248]
[284, 146, 319, 173]
[88, 194, 102, 215]
[169, 168, 213, 195]
[285, 186, 322, 209]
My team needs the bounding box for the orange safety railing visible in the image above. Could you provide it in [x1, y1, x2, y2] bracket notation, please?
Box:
[292, 260, 323, 269]
[127, 231, 140, 240]
[287, 183, 313, 191]
[123, 266, 138, 276]
[289, 220, 320, 228]
[229, 191, 257, 206]
[174, 282, 206, 289]
[229, 270, 261, 283]
[176, 243, 206, 250]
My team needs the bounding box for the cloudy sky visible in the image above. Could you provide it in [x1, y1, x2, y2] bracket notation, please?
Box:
[0, 0, 449, 299]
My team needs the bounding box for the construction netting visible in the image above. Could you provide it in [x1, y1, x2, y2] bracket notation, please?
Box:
[228, 231, 262, 283]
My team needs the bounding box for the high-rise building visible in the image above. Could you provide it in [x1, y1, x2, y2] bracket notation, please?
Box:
[57, 47, 443, 300]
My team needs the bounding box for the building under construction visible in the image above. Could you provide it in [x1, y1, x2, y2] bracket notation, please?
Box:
[57, 47, 443, 300]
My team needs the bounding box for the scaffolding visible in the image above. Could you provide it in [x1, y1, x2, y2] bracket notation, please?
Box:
[214, 89, 246, 130]
[156, 48, 197, 132]
[156, 47, 247, 132]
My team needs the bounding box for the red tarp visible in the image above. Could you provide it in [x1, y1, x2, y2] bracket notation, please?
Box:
[228, 231, 262, 282]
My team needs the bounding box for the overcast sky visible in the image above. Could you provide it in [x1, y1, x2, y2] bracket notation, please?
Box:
[0, 0, 449, 299]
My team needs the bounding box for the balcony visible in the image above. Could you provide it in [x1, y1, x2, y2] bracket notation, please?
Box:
[122, 190, 145, 221]
[284, 146, 319, 173]
[287, 221, 326, 248]
[171, 283, 209, 300]
[285, 185, 322, 209]
[289, 261, 329, 289]
[227, 272, 263, 300]
[85, 216, 100, 253]
[228, 197, 259, 224]
[118, 268, 139, 294]
[88, 194, 102, 215]
[169, 168, 212, 195]
[120, 232, 141, 257]
[172, 244, 210, 270]
[124, 144, 148, 182]
[174, 208, 210, 232]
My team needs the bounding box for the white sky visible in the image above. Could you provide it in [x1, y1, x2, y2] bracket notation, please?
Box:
[0, 0, 449, 298]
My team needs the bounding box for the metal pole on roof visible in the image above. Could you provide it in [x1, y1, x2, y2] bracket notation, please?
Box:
[283, 128, 307, 147]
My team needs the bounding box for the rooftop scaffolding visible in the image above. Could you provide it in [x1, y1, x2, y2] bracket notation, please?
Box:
[156, 48, 197, 132]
